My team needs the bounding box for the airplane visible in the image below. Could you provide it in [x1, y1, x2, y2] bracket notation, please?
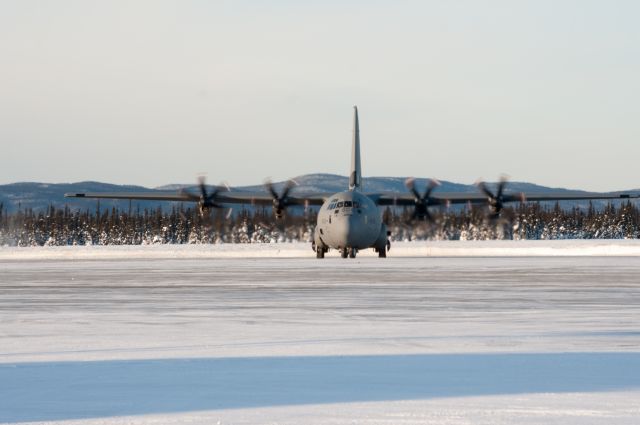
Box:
[65, 106, 639, 259]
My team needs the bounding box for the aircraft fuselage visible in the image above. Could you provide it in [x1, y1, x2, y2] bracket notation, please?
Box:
[314, 190, 388, 257]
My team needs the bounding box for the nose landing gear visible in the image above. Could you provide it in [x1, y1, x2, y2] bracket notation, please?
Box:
[341, 247, 357, 258]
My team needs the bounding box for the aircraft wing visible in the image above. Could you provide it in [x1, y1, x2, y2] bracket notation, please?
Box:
[64, 190, 331, 206]
[218, 191, 330, 206]
[516, 193, 638, 202]
[64, 191, 193, 202]
[64, 189, 638, 208]
[369, 191, 639, 206]
[370, 191, 489, 206]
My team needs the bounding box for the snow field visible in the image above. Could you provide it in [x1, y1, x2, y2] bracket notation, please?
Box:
[1, 241, 639, 424]
[2, 239, 640, 260]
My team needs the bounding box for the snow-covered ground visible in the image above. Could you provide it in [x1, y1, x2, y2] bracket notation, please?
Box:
[1, 241, 639, 424]
[2, 239, 640, 260]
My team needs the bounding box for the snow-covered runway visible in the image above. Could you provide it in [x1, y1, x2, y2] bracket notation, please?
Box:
[1, 242, 639, 424]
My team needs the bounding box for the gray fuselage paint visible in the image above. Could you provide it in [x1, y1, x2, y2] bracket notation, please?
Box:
[314, 190, 383, 250]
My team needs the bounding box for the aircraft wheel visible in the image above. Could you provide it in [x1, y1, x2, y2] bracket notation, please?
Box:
[378, 247, 387, 258]
[349, 248, 356, 258]
[341, 248, 349, 258]
[316, 247, 325, 259]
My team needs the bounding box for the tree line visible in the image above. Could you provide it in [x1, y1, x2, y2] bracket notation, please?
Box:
[0, 201, 638, 247]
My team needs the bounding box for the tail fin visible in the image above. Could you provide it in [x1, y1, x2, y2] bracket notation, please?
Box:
[349, 106, 362, 191]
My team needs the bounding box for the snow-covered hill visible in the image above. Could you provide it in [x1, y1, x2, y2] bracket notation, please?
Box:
[1, 173, 637, 213]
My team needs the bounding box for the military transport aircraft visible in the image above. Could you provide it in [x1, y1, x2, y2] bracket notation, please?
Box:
[66, 106, 638, 259]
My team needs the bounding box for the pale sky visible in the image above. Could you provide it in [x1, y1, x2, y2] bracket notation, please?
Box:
[1, 0, 639, 191]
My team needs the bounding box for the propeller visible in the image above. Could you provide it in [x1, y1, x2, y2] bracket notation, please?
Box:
[405, 177, 441, 221]
[181, 176, 227, 216]
[475, 175, 509, 219]
[265, 179, 297, 219]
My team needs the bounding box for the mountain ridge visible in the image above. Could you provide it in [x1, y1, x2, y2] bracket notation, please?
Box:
[1, 173, 638, 213]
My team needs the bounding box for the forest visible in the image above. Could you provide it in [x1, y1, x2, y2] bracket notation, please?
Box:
[1, 201, 638, 247]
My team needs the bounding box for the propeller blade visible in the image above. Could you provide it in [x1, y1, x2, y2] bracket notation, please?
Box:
[198, 176, 208, 200]
[424, 179, 440, 200]
[476, 176, 510, 217]
[264, 180, 278, 199]
[424, 209, 433, 221]
[281, 179, 296, 199]
[405, 178, 422, 200]
[206, 184, 228, 204]
[406, 177, 440, 222]
[476, 180, 495, 199]
[496, 178, 507, 199]
[264, 178, 296, 219]
[185, 176, 228, 213]
[427, 178, 440, 190]
[404, 177, 415, 190]
[519, 192, 527, 203]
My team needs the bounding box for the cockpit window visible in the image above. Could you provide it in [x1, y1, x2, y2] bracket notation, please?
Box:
[327, 199, 363, 211]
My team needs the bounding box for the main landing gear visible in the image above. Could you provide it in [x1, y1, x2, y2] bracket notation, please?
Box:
[375, 240, 390, 258]
[313, 240, 327, 258]
[315, 244, 326, 258]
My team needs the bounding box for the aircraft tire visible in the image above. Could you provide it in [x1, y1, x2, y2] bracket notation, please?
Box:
[341, 248, 349, 258]
[349, 248, 356, 258]
[316, 247, 325, 259]
[378, 247, 387, 258]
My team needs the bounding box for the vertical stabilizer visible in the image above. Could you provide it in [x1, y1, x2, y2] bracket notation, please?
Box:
[349, 106, 362, 191]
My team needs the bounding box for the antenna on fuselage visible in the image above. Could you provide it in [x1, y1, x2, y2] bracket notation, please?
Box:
[349, 106, 362, 191]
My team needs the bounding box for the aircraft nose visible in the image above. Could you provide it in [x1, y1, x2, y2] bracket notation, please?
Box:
[343, 214, 367, 246]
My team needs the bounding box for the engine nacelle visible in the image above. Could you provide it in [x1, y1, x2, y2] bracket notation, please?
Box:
[273, 208, 285, 220]
[198, 204, 211, 217]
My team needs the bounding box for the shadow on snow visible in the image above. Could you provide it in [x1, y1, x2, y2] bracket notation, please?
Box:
[2, 352, 640, 422]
